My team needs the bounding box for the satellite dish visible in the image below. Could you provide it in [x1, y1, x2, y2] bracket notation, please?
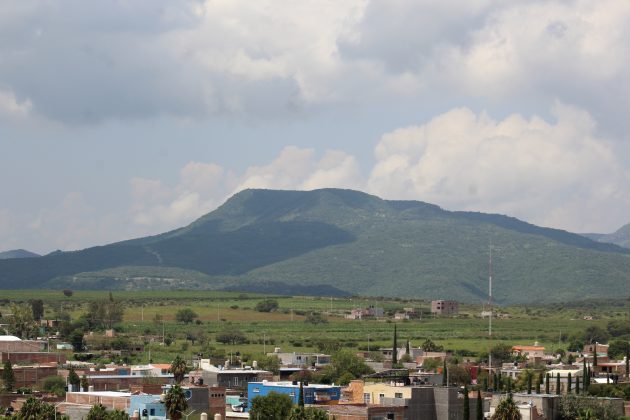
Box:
[184, 389, 193, 400]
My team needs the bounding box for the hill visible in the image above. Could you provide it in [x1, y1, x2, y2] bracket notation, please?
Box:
[0, 249, 40, 259]
[583, 223, 630, 249]
[1, 188, 630, 304]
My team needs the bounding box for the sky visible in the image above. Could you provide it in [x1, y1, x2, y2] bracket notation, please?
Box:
[1, 0, 630, 254]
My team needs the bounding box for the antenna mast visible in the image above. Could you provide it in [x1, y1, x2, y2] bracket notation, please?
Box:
[488, 242, 493, 387]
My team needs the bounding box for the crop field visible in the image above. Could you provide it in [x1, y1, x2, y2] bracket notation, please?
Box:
[0, 289, 623, 364]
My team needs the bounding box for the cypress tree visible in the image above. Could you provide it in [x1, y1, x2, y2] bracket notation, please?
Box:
[476, 390, 483, 420]
[535, 373, 541, 394]
[527, 372, 532, 394]
[575, 376, 580, 395]
[442, 359, 448, 386]
[506, 376, 512, 394]
[392, 324, 398, 365]
[406, 339, 410, 356]
[483, 377, 488, 392]
[545, 373, 550, 394]
[583, 358, 588, 390]
[567, 372, 572, 393]
[2, 360, 15, 392]
[463, 385, 470, 420]
[556, 373, 561, 395]
[298, 380, 304, 407]
[593, 345, 598, 367]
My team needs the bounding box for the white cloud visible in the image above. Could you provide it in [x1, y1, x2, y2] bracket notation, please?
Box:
[367, 103, 630, 233]
[0, 88, 31, 119]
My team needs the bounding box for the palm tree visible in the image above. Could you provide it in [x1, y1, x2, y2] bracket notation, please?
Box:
[490, 394, 521, 420]
[164, 385, 188, 420]
[170, 355, 187, 384]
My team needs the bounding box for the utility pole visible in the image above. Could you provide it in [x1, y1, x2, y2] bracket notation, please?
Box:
[488, 242, 493, 389]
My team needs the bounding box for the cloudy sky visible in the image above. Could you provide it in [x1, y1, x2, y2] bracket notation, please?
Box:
[2, 0, 630, 254]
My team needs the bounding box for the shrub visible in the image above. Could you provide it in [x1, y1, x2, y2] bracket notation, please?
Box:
[255, 299, 279, 313]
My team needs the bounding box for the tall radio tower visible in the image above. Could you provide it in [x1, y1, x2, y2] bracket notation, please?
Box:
[488, 242, 493, 387]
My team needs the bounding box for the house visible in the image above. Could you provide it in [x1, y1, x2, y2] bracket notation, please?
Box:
[247, 381, 341, 409]
[198, 360, 272, 390]
[0, 336, 45, 352]
[431, 300, 459, 316]
[512, 344, 546, 361]
[267, 348, 331, 367]
[345, 306, 384, 319]
[583, 343, 609, 355]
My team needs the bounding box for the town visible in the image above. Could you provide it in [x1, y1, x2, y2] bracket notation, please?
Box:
[0, 290, 629, 419]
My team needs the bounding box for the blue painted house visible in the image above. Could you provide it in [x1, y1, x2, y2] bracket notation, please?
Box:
[247, 381, 341, 410]
[128, 395, 167, 419]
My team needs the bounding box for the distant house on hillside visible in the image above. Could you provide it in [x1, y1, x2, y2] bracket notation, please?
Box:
[345, 305, 384, 320]
[431, 300, 458, 315]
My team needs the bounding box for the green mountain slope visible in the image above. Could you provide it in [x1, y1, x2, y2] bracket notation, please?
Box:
[0, 249, 40, 259]
[1, 188, 629, 304]
[584, 223, 630, 249]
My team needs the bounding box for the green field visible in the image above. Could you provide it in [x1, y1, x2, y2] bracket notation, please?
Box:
[0, 289, 623, 364]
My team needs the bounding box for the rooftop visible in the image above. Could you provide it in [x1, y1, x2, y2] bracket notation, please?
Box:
[250, 381, 339, 389]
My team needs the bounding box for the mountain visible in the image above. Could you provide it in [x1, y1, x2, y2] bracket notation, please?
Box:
[1, 188, 630, 304]
[0, 249, 40, 259]
[583, 223, 630, 249]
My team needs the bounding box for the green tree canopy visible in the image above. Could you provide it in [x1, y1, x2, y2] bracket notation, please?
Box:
[255, 299, 279, 313]
[164, 385, 188, 420]
[175, 308, 198, 324]
[249, 392, 293, 420]
[491, 395, 521, 420]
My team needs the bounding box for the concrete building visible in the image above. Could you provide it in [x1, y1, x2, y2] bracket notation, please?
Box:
[247, 381, 341, 409]
[431, 300, 459, 316]
[0, 336, 44, 352]
[128, 395, 166, 419]
[198, 360, 272, 390]
[268, 348, 331, 367]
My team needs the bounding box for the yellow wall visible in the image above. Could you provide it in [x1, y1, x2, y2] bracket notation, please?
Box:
[363, 383, 412, 404]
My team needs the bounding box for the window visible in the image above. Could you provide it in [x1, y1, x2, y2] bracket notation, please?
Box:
[395, 392, 403, 398]
[150, 409, 155, 416]
[253, 388, 260, 393]
[379, 393, 385, 403]
[363, 393, 371, 404]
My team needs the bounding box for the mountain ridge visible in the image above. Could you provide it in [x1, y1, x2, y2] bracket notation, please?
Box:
[1, 188, 629, 304]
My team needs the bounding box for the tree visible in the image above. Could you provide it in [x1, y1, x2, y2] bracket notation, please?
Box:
[422, 338, 443, 352]
[86, 404, 108, 420]
[216, 329, 247, 345]
[298, 380, 304, 407]
[476, 390, 483, 420]
[526, 372, 532, 394]
[463, 385, 470, 420]
[442, 359, 448, 386]
[489, 343, 513, 365]
[316, 350, 373, 385]
[18, 396, 58, 419]
[304, 312, 328, 325]
[490, 394, 521, 420]
[70, 329, 85, 352]
[422, 358, 440, 372]
[170, 355, 187, 384]
[81, 375, 89, 392]
[30, 299, 44, 321]
[567, 372, 572, 393]
[581, 325, 610, 344]
[42, 375, 66, 396]
[406, 339, 411, 356]
[255, 299, 279, 313]
[249, 392, 293, 420]
[2, 360, 15, 392]
[593, 344, 598, 367]
[257, 355, 281, 375]
[63, 289, 74, 297]
[556, 373, 561, 395]
[392, 324, 398, 365]
[290, 407, 328, 420]
[175, 308, 198, 324]
[68, 366, 81, 391]
[575, 376, 580, 395]
[626, 344, 629, 379]
[545, 373, 550, 394]
[607, 339, 630, 359]
[164, 385, 188, 420]
[8, 303, 37, 339]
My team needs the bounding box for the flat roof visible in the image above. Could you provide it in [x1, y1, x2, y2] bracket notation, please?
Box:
[68, 391, 132, 397]
[249, 381, 339, 389]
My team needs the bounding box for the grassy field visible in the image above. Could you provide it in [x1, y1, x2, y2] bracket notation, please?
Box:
[0, 290, 622, 364]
